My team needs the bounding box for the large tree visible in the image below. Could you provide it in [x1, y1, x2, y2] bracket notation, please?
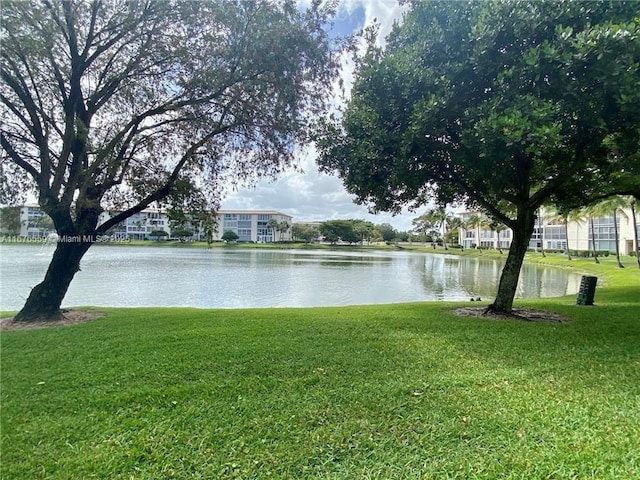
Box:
[1, 0, 340, 321]
[316, 0, 640, 314]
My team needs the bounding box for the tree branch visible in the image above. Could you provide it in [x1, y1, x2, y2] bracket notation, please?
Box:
[0, 132, 41, 182]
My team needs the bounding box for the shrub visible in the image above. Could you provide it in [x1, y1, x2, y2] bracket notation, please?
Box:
[568, 249, 610, 258]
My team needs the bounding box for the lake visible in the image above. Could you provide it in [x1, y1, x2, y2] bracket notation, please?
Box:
[0, 245, 581, 310]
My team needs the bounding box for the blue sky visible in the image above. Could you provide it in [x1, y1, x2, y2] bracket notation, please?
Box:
[220, 1, 418, 231]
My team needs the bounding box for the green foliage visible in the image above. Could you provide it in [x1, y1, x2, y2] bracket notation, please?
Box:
[221, 230, 239, 243]
[375, 222, 396, 242]
[267, 218, 291, 242]
[569, 249, 610, 258]
[0, 206, 21, 235]
[149, 230, 168, 240]
[319, 219, 376, 244]
[171, 228, 194, 239]
[291, 223, 319, 243]
[1, 0, 341, 318]
[315, 0, 640, 312]
[319, 0, 640, 215]
[411, 208, 454, 244]
[1, 255, 639, 479]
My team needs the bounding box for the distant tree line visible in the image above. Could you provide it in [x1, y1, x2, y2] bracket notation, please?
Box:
[291, 218, 438, 245]
[292, 219, 392, 244]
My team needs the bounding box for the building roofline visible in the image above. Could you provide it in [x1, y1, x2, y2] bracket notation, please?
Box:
[217, 209, 292, 217]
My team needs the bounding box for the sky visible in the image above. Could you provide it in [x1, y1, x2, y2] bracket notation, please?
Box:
[220, 1, 421, 232]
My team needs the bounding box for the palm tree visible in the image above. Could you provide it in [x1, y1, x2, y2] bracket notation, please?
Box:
[446, 216, 464, 246]
[486, 218, 507, 254]
[266, 218, 280, 242]
[411, 210, 437, 243]
[631, 197, 640, 269]
[569, 207, 600, 263]
[465, 213, 484, 253]
[581, 200, 620, 265]
[433, 206, 454, 250]
[589, 196, 630, 268]
[277, 220, 291, 242]
[482, 216, 497, 251]
[545, 206, 574, 261]
[588, 211, 601, 264]
[537, 208, 546, 258]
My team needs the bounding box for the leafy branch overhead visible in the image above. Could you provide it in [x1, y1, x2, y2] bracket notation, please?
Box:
[1, 0, 342, 321]
[1, 0, 341, 224]
[315, 0, 640, 313]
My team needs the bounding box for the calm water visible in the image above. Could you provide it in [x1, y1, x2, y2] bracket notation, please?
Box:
[0, 245, 581, 310]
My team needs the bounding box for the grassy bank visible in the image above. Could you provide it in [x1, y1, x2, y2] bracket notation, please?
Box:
[1, 255, 639, 479]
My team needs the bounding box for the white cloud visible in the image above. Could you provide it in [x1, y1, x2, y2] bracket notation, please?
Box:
[222, 1, 417, 232]
[340, 0, 405, 42]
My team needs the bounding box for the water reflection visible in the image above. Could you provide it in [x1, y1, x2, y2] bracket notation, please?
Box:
[0, 245, 581, 310]
[412, 254, 581, 300]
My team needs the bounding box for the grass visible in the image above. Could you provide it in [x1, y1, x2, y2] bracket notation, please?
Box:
[1, 253, 639, 479]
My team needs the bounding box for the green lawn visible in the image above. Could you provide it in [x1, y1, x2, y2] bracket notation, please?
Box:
[1, 253, 639, 479]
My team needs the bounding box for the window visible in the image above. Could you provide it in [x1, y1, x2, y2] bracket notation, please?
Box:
[223, 221, 237, 230]
[238, 228, 252, 241]
[589, 216, 617, 242]
[545, 225, 565, 240]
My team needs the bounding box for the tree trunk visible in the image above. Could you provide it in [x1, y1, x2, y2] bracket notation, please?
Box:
[632, 200, 640, 269]
[612, 209, 624, 268]
[589, 218, 600, 264]
[442, 222, 448, 250]
[538, 210, 545, 257]
[488, 210, 535, 314]
[13, 239, 93, 322]
[564, 219, 572, 260]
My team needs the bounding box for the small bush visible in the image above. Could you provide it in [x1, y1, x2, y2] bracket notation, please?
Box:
[568, 249, 610, 258]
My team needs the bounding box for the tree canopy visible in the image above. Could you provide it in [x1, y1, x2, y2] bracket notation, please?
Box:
[316, 0, 640, 313]
[1, 0, 340, 321]
[221, 230, 239, 243]
[0, 206, 21, 235]
[291, 223, 319, 243]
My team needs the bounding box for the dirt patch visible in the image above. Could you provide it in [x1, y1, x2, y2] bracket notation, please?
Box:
[0, 310, 106, 331]
[452, 306, 570, 323]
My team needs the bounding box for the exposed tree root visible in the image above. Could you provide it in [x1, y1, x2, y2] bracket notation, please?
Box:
[453, 305, 570, 323]
[0, 310, 105, 330]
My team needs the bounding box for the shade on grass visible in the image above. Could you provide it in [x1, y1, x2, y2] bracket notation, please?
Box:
[1, 254, 638, 479]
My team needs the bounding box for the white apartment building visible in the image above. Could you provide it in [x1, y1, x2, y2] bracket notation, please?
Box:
[217, 210, 292, 243]
[19, 204, 52, 238]
[101, 209, 293, 242]
[458, 208, 639, 255]
[101, 208, 170, 240]
[15, 205, 293, 243]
